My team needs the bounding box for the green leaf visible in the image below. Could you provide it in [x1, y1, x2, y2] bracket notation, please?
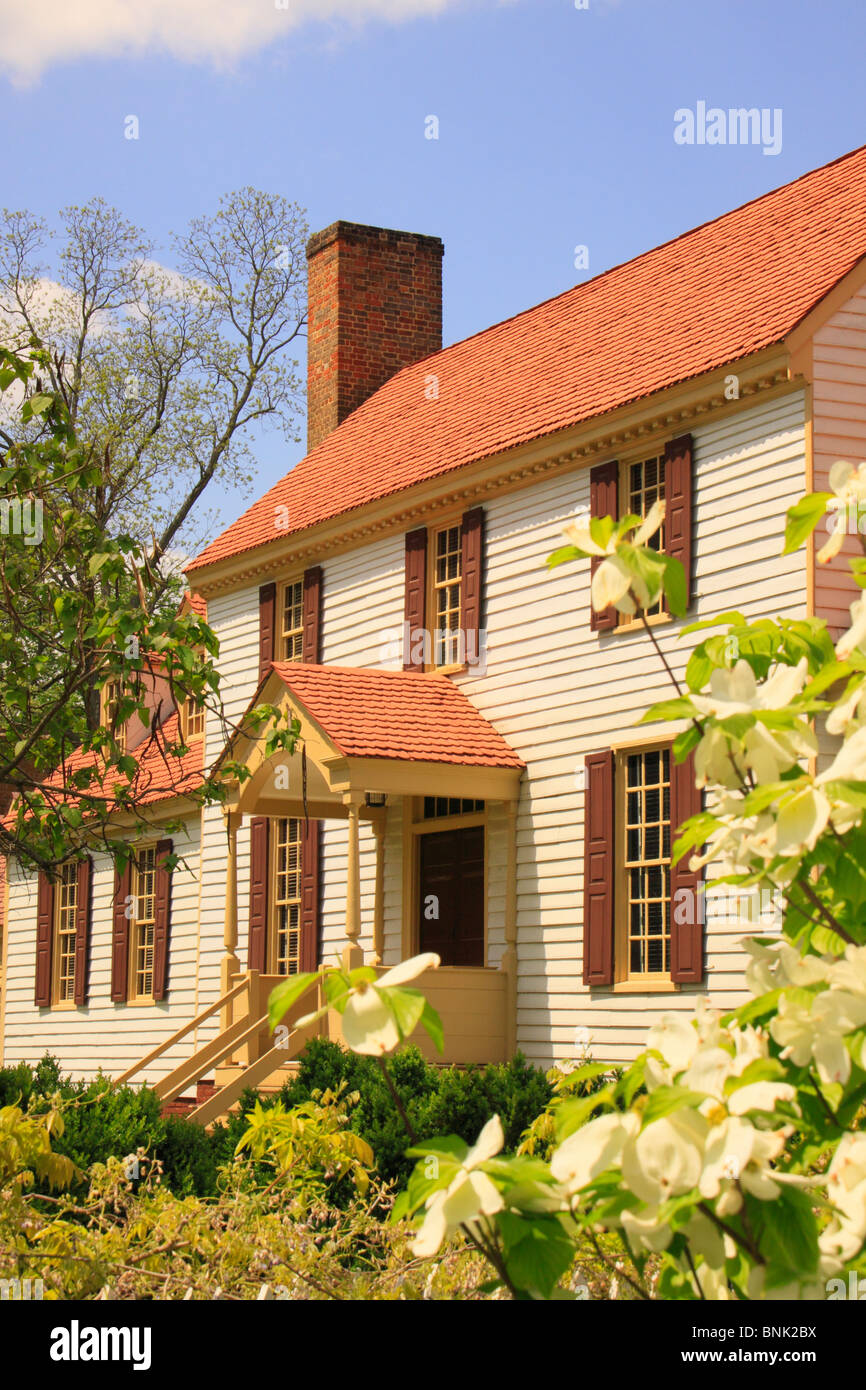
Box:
[267, 971, 318, 1029]
[660, 554, 687, 617]
[641, 697, 697, 724]
[419, 998, 444, 1054]
[498, 1213, 575, 1299]
[546, 544, 582, 570]
[747, 1187, 819, 1282]
[783, 492, 833, 555]
[381, 984, 426, 1041]
[641, 1084, 707, 1126]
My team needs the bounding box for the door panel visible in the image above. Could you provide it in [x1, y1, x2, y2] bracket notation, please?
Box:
[418, 826, 484, 967]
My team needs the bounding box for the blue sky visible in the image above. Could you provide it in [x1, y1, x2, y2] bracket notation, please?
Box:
[2, 0, 864, 534]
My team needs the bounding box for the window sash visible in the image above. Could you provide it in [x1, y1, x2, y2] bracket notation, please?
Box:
[622, 455, 667, 618]
[53, 862, 78, 1004]
[271, 818, 302, 975]
[431, 524, 462, 667]
[280, 580, 304, 663]
[130, 846, 157, 1000]
[617, 746, 672, 979]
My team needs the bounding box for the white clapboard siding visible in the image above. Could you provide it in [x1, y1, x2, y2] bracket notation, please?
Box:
[812, 284, 866, 636]
[0, 388, 813, 1077]
[3, 819, 202, 1082]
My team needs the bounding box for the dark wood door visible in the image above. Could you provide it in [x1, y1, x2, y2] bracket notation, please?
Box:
[418, 826, 484, 967]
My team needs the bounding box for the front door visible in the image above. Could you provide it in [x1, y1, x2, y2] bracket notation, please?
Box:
[418, 825, 484, 966]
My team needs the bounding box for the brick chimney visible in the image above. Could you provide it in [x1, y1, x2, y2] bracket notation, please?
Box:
[305, 221, 444, 452]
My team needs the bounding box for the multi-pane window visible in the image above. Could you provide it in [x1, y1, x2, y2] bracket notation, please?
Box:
[423, 797, 484, 819]
[130, 846, 157, 1000]
[280, 580, 304, 663]
[183, 650, 206, 739]
[622, 748, 671, 977]
[101, 680, 126, 751]
[53, 862, 78, 1004]
[625, 456, 667, 617]
[272, 818, 302, 975]
[432, 525, 462, 666]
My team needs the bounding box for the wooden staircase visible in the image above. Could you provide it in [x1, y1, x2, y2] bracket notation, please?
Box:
[115, 970, 322, 1125]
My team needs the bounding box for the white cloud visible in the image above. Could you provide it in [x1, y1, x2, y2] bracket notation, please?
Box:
[0, 0, 472, 85]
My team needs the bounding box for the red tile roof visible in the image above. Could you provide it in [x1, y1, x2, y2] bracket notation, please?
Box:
[189, 145, 866, 574]
[272, 663, 525, 768]
[182, 590, 208, 619]
[41, 713, 204, 812]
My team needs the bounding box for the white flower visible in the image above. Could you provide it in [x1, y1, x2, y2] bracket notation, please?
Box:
[412, 1114, 504, 1257]
[550, 1112, 639, 1193]
[817, 460, 866, 564]
[819, 1133, 866, 1268]
[647, 1014, 698, 1073]
[771, 989, 866, 1086]
[621, 1111, 706, 1205]
[826, 679, 866, 736]
[774, 786, 831, 856]
[817, 723, 866, 786]
[338, 952, 440, 1056]
[836, 594, 866, 661]
[727, 1081, 797, 1116]
[621, 1204, 672, 1253]
[691, 658, 809, 721]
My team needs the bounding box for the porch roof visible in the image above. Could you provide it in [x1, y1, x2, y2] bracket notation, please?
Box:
[223, 663, 525, 815]
[270, 662, 525, 769]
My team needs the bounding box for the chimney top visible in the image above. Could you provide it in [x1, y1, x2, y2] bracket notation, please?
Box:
[305, 220, 444, 453]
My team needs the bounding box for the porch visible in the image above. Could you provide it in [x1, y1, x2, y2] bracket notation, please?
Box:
[119, 664, 524, 1123]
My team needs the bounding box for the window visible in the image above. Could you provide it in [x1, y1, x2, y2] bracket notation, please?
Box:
[271, 817, 302, 975]
[279, 579, 304, 663]
[431, 523, 462, 667]
[182, 650, 206, 740]
[101, 679, 126, 751]
[622, 455, 666, 618]
[52, 861, 78, 1004]
[619, 747, 672, 978]
[422, 797, 484, 819]
[129, 846, 157, 1000]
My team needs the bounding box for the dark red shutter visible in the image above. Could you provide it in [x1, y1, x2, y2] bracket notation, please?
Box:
[583, 750, 615, 985]
[404, 528, 427, 671]
[301, 565, 323, 971]
[111, 860, 132, 1002]
[258, 581, 276, 683]
[590, 460, 619, 632]
[152, 838, 173, 1001]
[302, 566, 323, 663]
[664, 433, 694, 610]
[460, 507, 484, 668]
[300, 820, 320, 972]
[72, 857, 93, 1006]
[670, 751, 704, 984]
[35, 871, 54, 1007]
[248, 816, 269, 971]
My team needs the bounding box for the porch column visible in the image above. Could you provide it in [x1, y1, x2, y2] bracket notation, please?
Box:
[501, 800, 519, 1056]
[343, 792, 364, 971]
[221, 809, 242, 1031]
[371, 813, 386, 966]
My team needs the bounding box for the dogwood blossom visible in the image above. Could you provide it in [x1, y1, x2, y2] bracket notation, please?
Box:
[817, 459, 866, 564]
[412, 1114, 505, 1257]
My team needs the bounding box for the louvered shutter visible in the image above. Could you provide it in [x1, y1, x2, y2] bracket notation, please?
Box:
[152, 838, 173, 1001]
[664, 433, 694, 611]
[302, 566, 323, 663]
[670, 751, 704, 984]
[72, 857, 93, 1006]
[583, 750, 616, 985]
[590, 460, 619, 632]
[34, 871, 54, 1007]
[258, 582, 276, 682]
[300, 566, 323, 968]
[460, 507, 485, 668]
[300, 820, 320, 972]
[403, 528, 427, 671]
[248, 816, 269, 971]
[111, 860, 133, 1002]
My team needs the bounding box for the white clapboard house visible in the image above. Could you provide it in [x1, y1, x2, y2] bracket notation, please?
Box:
[2, 145, 865, 1121]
